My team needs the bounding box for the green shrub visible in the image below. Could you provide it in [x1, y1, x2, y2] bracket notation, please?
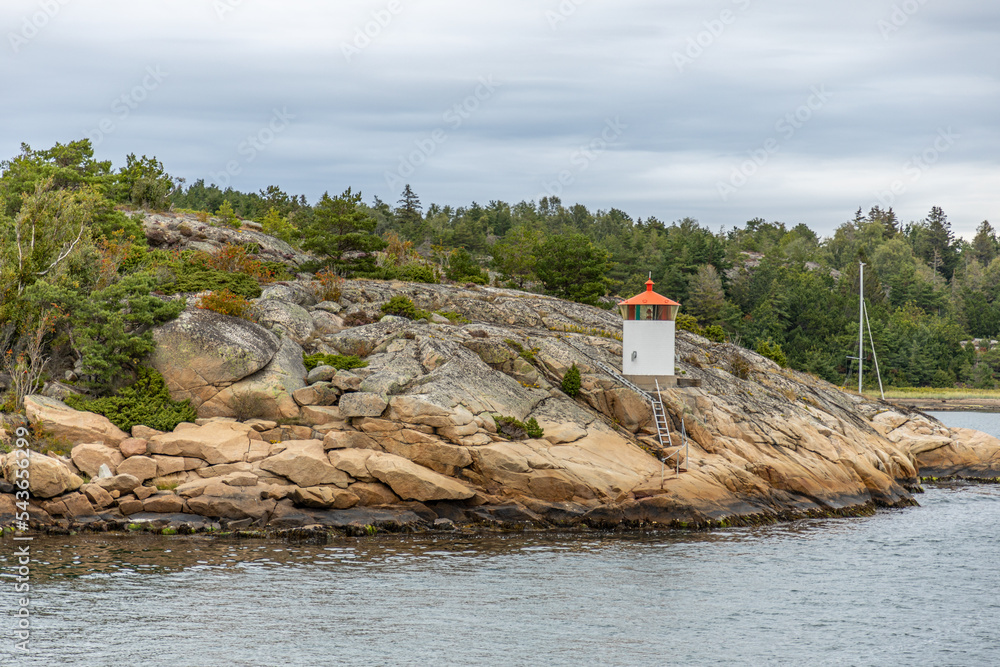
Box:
[755, 338, 787, 367]
[65, 367, 197, 432]
[446, 249, 488, 284]
[302, 353, 369, 372]
[676, 313, 702, 334]
[158, 261, 263, 298]
[561, 363, 581, 397]
[395, 263, 440, 284]
[676, 314, 725, 343]
[971, 362, 996, 389]
[703, 325, 725, 343]
[260, 207, 298, 245]
[929, 369, 954, 388]
[380, 295, 430, 320]
[494, 415, 544, 440]
[262, 261, 294, 281]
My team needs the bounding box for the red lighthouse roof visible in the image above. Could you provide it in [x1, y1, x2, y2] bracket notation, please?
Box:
[618, 280, 680, 306]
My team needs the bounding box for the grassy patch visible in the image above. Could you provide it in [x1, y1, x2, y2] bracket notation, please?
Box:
[302, 352, 369, 372]
[876, 387, 1000, 400]
[435, 310, 470, 324]
[504, 339, 540, 363]
[550, 324, 622, 342]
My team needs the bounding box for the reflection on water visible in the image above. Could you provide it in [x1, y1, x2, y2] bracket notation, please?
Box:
[2, 485, 999, 666]
[1, 409, 998, 666]
[1, 513, 925, 581]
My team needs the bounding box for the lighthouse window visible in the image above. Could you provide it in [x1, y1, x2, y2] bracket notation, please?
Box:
[638, 305, 662, 320]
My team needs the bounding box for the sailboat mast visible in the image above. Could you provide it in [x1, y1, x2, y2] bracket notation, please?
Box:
[859, 262, 865, 394]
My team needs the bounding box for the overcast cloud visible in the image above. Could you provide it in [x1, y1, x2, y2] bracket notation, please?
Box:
[2, 0, 998, 237]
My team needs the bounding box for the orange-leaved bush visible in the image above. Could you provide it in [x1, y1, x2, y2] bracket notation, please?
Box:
[196, 289, 255, 320]
[195, 243, 276, 283]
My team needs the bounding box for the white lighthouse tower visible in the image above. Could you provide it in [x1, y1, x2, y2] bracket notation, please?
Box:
[618, 280, 680, 390]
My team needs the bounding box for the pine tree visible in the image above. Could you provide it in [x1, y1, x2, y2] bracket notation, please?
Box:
[395, 184, 425, 240]
[687, 264, 726, 324]
[302, 188, 387, 275]
[912, 206, 958, 280]
[971, 220, 997, 266]
[534, 233, 612, 306]
[216, 199, 240, 228]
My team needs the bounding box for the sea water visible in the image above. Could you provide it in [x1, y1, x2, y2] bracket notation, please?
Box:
[1, 413, 998, 666]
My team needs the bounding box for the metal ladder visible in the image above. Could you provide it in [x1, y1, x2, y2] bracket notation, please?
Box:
[586, 356, 688, 477]
[652, 378, 688, 478]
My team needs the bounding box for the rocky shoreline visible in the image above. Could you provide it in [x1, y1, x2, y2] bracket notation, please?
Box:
[3, 258, 1000, 538]
[885, 397, 1000, 413]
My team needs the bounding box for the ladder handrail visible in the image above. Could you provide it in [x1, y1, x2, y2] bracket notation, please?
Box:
[563, 339, 688, 473]
[654, 378, 685, 474]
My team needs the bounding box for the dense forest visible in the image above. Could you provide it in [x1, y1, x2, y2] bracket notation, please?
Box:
[2, 139, 998, 407]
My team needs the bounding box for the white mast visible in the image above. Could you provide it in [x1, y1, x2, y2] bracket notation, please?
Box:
[859, 262, 864, 394]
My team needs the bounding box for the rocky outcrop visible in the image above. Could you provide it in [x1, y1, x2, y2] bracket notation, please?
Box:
[873, 413, 1000, 478]
[70, 443, 124, 478]
[151, 309, 280, 407]
[259, 440, 352, 487]
[139, 210, 312, 266]
[200, 337, 306, 420]
[253, 299, 314, 344]
[6, 278, 1000, 535]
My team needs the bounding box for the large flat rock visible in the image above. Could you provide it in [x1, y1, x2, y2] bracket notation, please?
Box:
[25, 395, 129, 447]
[366, 453, 475, 502]
[146, 422, 253, 465]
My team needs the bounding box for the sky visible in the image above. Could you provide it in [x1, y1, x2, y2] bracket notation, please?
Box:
[2, 0, 998, 239]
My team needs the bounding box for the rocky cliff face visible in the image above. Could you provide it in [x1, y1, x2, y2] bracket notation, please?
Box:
[3, 279, 999, 535]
